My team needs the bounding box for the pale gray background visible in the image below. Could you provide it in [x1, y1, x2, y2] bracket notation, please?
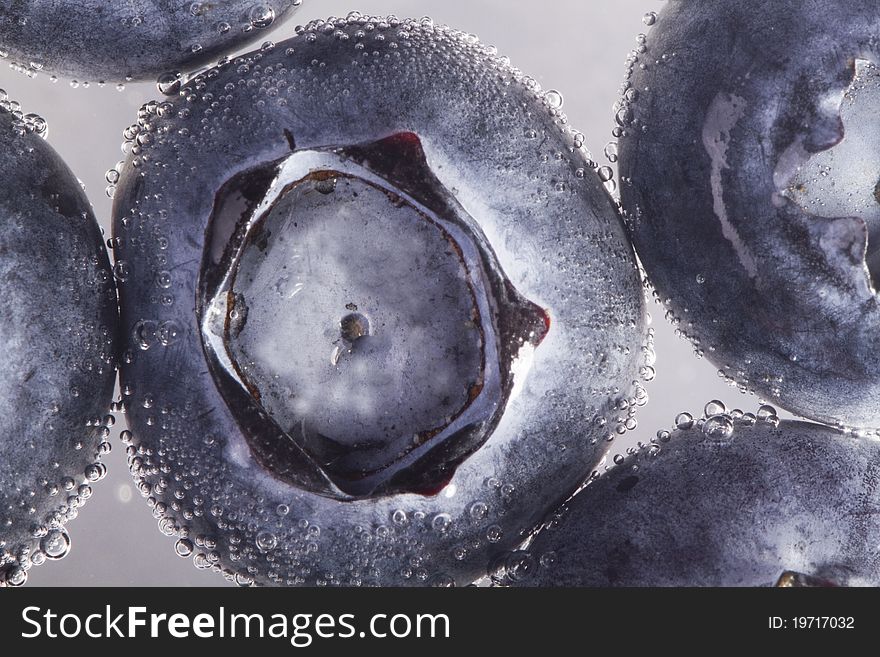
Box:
[14, 0, 766, 586]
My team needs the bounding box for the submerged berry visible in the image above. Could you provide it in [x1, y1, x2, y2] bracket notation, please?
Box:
[112, 16, 646, 585]
[516, 408, 880, 587]
[618, 0, 880, 429]
[0, 96, 117, 587]
[0, 0, 304, 82]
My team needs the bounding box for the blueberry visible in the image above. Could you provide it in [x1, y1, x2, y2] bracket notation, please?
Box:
[0, 1, 304, 83]
[0, 95, 117, 587]
[618, 0, 880, 429]
[513, 404, 880, 587]
[111, 15, 647, 586]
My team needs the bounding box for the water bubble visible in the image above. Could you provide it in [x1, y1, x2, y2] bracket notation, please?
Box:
[704, 400, 726, 417]
[486, 525, 503, 543]
[174, 538, 194, 557]
[702, 414, 734, 440]
[84, 463, 107, 482]
[249, 4, 276, 29]
[193, 553, 211, 569]
[132, 320, 159, 351]
[432, 513, 452, 533]
[156, 71, 182, 96]
[40, 528, 71, 560]
[469, 502, 489, 521]
[539, 551, 557, 569]
[757, 404, 779, 425]
[675, 412, 695, 430]
[428, 573, 455, 587]
[255, 530, 278, 552]
[604, 142, 619, 163]
[544, 90, 564, 109]
[505, 550, 536, 582]
[113, 260, 130, 282]
[4, 566, 27, 587]
[157, 320, 181, 347]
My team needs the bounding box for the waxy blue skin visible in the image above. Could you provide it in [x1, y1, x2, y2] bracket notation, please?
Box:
[0, 0, 304, 82]
[0, 108, 117, 585]
[111, 16, 646, 586]
[519, 420, 880, 587]
[619, 0, 880, 429]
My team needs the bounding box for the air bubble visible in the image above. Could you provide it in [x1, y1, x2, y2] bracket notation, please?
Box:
[486, 525, 503, 543]
[704, 400, 726, 417]
[4, 566, 27, 587]
[249, 5, 276, 29]
[505, 551, 536, 582]
[156, 71, 182, 96]
[702, 414, 734, 440]
[39, 528, 71, 560]
[544, 90, 564, 110]
[675, 412, 695, 430]
[432, 514, 452, 533]
[84, 463, 107, 482]
[757, 404, 779, 424]
[255, 530, 278, 552]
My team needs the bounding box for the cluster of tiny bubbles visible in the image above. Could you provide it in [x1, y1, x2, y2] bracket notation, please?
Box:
[836, 424, 880, 440]
[0, 413, 114, 587]
[600, 401, 780, 478]
[669, 400, 778, 441]
[122, 391, 345, 587]
[155, 57, 226, 98]
[109, 84, 183, 193]
[639, 313, 656, 382]
[0, 89, 48, 138]
[650, 283, 765, 399]
[105, 10, 602, 191]
[498, 401, 784, 582]
[593, 288, 655, 443]
[104, 159, 126, 199]
[7, 59, 44, 79]
[580, 383, 650, 451]
[612, 9, 680, 212]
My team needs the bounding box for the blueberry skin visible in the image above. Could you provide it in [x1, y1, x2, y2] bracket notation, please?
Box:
[517, 418, 880, 587]
[0, 0, 303, 82]
[111, 16, 647, 586]
[0, 107, 117, 585]
[618, 0, 880, 429]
